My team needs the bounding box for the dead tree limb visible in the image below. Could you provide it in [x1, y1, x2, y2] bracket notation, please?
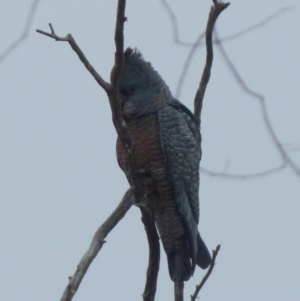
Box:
[36, 24, 111, 91]
[174, 6, 292, 99]
[141, 208, 160, 301]
[161, 2, 292, 47]
[194, 0, 230, 123]
[214, 30, 300, 177]
[37, 0, 161, 299]
[175, 32, 206, 99]
[200, 163, 286, 179]
[190, 245, 221, 301]
[60, 188, 134, 301]
[168, 4, 292, 111]
[0, 0, 41, 61]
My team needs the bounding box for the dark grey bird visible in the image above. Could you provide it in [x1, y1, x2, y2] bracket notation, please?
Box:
[116, 48, 211, 282]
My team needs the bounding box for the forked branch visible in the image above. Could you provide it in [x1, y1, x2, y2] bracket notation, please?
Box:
[36, 24, 111, 92]
[190, 245, 221, 301]
[60, 189, 134, 301]
[36, 1, 229, 300]
[37, 1, 161, 300]
[194, 1, 230, 122]
[141, 208, 160, 301]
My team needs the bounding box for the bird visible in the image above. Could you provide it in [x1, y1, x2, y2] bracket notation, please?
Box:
[116, 48, 211, 282]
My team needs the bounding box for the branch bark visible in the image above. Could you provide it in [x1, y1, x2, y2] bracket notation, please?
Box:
[0, 0, 41, 61]
[36, 2, 231, 301]
[214, 30, 300, 177]
[37, 1, 161, 299]
[60, 188, 134, 301]
[194, 1, 230, 123]
[200, 163, 286, 179]
[190, 245, 221, 301]
[141, 208, 160, 301]
[36, 24, 111, 92]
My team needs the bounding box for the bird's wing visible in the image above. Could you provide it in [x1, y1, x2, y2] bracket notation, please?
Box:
[158, 100, 201, 266]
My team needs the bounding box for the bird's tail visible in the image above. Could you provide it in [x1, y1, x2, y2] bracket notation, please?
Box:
[196, 232, 211, 269]
[167, 233, 211, 282]
[167, 246, 193, 282]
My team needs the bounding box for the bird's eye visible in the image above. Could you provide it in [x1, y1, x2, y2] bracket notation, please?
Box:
[119, 86, 135, 96]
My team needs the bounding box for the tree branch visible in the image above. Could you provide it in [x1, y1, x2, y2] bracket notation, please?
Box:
[214, 30, 300, 177]
[59, 188, 134, 301]
[161, 2, 292, 47]
[175, 32, 206, 99]
[160, 3, 295, 180]
[0, 0, 41, 62]
[141, 208, 160, 301]
[160, 0, 193, 47]
[200, 163, 286, 179]
[219, 7, 293, 43]
[168, 4, 291, 99]
[194, 1, 230, 123]
[38, 3, 161, 300]
[108, 0, 133, 148]
[111, 0, 127, 87]
[36, 24, 111, 92]
[190, 245, 221, 301]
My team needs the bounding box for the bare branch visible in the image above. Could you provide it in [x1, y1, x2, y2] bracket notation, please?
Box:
[190, 245, 221, 301]
[161, 1, 292, 47]
[162, 3, 296, 180]
[108, 0, 133, 148]
[200, 163, 286, 179]
[0, 0, 41, 62]
[175, 32, 206, 99]
[175, 281, 184, 301]
[220, 7, 293, 43]
[215, 30, 300, 177]
[36, 24, 111, 92]
[160, 0, 193, 46]
[38, 4, 161, 299]
[194, 1, 230, 123]
[111, 0, 127, 87]
[163, 3, 292, 99]
[60, 189, 134, 301]
[141, 208, 160, 301]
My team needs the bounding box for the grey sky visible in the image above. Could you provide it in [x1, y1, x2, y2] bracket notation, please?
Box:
[1, 0, 300, 300]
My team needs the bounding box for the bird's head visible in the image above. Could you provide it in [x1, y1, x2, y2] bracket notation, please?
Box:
[118, 48, 172, 118]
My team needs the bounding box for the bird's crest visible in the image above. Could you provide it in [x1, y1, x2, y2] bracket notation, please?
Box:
[124, 47, 143, 62]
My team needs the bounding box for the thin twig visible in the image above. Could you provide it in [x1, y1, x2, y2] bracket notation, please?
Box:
[141, 208, 160, 301]
[169, 5, 292, 99]
[108, 0, 133, 148]
[219, 7, 294, 43]
[175, 281, 184, 301]
[0, 0, 41, 61]
[60, 189, 134, 301]
[160, 0, 193, 46]
[170, 5, 295, 180]
[194, 1, 230, 123]
[190, 245, 221, 301]
[200, 163, 286, 179]
[36, 24, 111, 92]
[215, 30, 300, 177]
[175, 32, 206, 99]
[38, 3, 161, 300]
[160, 1, 292, 47]
[111, 0, 127, 87]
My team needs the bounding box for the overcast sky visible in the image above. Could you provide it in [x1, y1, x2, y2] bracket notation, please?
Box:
[1, 0, 300, 300]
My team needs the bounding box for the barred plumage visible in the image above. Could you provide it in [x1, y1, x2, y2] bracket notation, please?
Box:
[116, 48, 211, 281]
